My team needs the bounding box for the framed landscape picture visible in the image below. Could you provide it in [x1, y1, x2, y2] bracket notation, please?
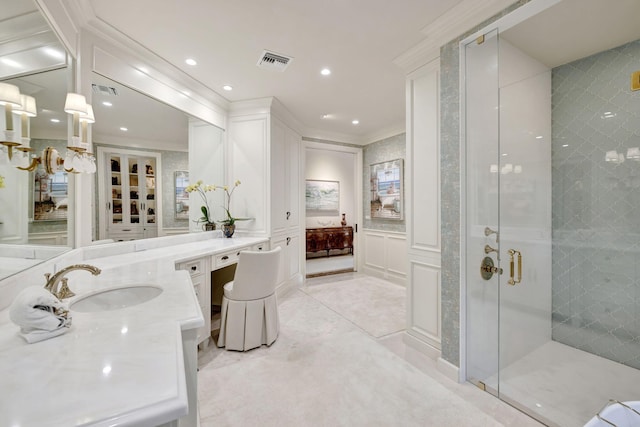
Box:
[305, 180, 339, 217]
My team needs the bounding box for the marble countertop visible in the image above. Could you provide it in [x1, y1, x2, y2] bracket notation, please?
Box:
[0, 234, 268, 427]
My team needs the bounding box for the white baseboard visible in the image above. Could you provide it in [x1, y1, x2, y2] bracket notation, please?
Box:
[437, 356, 461, 383]
[361, 265, 406, 286]
[403, 332, 441, 360]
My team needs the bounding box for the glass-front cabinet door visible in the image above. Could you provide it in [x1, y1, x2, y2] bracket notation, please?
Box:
[98, 148, 160, 241]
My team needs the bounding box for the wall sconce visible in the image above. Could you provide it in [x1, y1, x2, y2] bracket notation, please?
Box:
[0, 82, 22, 164]
[605, 150, 625, 164]
[626, 147, 640, 161]
[11, 94, 38, 170]
[15, 93, 96, 174]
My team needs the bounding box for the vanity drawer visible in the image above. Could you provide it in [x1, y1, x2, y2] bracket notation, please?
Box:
[179, 258, 206, 277]
[213, 250, 240, 268]
[252, 242, 268, 251]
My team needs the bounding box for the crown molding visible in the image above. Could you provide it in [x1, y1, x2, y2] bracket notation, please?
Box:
[361, 122, 406, 145]
[393, 0, 518, 73]
[35, 0, 83, 58]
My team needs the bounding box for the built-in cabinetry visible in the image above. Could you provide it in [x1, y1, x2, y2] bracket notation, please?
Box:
[97, 147, 162, 241]
[270, 116, 301, 287]
[176, 256, 211, 348]
[226, 99, 302, 290]
[175, 240, 268, 349]
[306, 227, 354, 257]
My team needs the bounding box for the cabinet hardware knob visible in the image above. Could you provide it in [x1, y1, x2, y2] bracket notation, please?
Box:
[286, 211, 291, 220]
[191, 266, 197, 271]
[221, 255, 229, 261]
[286, 237, 291, 245]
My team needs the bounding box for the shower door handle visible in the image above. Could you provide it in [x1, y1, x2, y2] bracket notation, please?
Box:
[508, 249, 522, 286]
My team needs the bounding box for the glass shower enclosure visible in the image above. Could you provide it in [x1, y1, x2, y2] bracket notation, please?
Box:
[462, 1, 640, 425]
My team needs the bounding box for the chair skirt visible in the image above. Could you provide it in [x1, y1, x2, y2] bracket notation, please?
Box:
[217, 293, 279, 351]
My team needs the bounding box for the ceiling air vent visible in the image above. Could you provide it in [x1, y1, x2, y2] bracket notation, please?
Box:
[257, 50, 293, 72]
[91, 84, 119, 96]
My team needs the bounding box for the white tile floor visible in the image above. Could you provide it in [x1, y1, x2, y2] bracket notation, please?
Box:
[197, 273, 542, 426]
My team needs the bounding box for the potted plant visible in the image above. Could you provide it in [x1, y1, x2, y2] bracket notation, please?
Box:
[218, 180, 250, 237]
[185, 180, 217, 231]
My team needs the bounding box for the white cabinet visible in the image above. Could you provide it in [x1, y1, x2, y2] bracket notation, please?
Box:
[97, 147, 162, 241]
[227, 99, 302, 290]
[406, 59, 442, 352]
[176, 256, 211, 348]
[271, 233, 300, 287]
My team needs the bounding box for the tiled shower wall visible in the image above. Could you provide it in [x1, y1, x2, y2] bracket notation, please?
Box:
[551, 39, 640, 369]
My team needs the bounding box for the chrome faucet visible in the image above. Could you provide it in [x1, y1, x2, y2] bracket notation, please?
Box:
[44, 264, 102, 300]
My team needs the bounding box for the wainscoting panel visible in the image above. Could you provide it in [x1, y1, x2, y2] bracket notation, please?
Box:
[386, 234, 408, 278]
[405, 59, 442, 359]
[361, 229, 407, 285]
[408, 261, 441, 348]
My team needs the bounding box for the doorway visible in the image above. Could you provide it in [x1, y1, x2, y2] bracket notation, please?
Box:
[462, 1, 640, 426]
[304, 142, 361, 278]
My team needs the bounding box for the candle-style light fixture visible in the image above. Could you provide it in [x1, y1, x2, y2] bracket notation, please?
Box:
[12, 94, 37, 170]
[14, 92, 97, 174]
[0, 82, 23, 164]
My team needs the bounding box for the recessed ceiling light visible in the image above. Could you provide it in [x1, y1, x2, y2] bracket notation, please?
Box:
[50, 118, 60, 123]
[321, 68, 331, 76]
[223, 85, 233, 91]
[535, 135, 543, 139]
[352, 119, 359, 125]
[501, 153, 508, 156]
[185, 58, 197, 66]
[322, 114, 331, 119]
[120, 127, 128, 132]
[102, 101, 112, 107]
[562, 144, 569, 147]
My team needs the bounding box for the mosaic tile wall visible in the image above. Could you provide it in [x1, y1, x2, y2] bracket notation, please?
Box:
[439, 0, 531, 367]
[362, 133, 406, 232]
[551, 39, 640, 369]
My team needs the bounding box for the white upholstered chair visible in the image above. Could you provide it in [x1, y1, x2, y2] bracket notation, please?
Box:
[217, 247, 282, 351]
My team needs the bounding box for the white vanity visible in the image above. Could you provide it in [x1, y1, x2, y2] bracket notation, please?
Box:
[0, 232, 268, 427]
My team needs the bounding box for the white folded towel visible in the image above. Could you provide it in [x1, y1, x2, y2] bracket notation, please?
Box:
[9, 287, 72, 344]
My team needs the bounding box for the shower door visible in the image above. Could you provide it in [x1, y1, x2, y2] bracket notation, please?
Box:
[464, 27, 553, 412]
[464, 29, 501, 396]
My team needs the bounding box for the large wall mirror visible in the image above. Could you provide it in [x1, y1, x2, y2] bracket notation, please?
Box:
[0, 4, 72, 280]
[90, 73, 194, 242]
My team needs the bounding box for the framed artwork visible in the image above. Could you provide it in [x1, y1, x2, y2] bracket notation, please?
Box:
[174, 170, 189, 220]
[370, 159, 403, 220]
[305, 180, 339, 217]
[33, 170, 68, 221]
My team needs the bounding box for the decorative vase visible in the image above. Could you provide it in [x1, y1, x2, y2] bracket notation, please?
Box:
[222, 224, 235, 238]
[341, 213, 347, 226]
[203, 222, 216, 231]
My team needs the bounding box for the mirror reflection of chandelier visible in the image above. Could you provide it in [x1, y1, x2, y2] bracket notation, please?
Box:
[0, 84, 96, 174]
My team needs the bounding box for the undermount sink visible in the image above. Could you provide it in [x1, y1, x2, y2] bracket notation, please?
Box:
[71, 285, 163, 312]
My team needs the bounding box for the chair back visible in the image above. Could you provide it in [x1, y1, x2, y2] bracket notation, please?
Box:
[230, 247, 281, 300]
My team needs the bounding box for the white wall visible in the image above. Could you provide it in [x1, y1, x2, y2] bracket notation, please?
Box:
[305, 147, 356, 229]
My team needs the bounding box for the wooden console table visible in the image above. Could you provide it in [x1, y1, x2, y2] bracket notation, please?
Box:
[306, 227, 353, 257]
